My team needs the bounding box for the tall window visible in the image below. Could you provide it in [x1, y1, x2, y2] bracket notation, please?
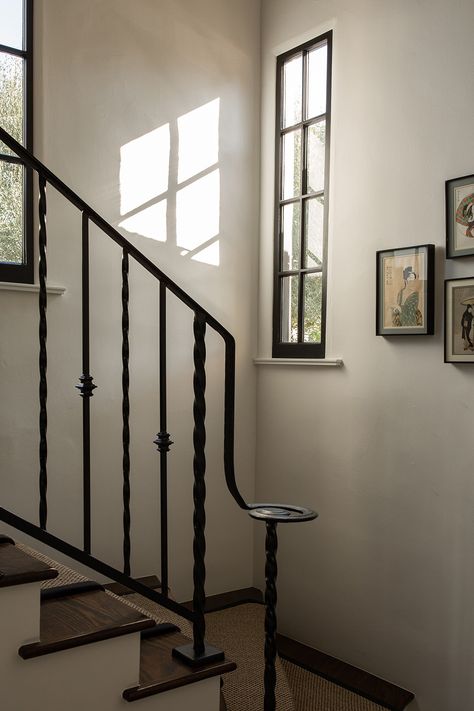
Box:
[273, 32, 332, 358]
[0, 0, 33, 283]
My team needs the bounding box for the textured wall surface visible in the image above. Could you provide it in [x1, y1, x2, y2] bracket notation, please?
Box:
[256, 2, 474, 710]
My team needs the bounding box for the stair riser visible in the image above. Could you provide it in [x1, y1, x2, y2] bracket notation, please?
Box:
[1, 633, 140, 711]
[0, 582, 41, 646]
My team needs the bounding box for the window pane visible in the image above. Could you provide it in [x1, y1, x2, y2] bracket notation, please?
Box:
[0, 159, 24, 263]
[304, 273, 322, 343]
[305, 196, 324, 268]
[281, 203, 301, 271]
[280, 275, 299, 343]
[0, 0, 24, 50]
[0, 51, 24, 155]
[282, 129, 301, 200]
[307, 120, 325, 194]
[282, 54, 302, 128]
[306, 43, 327, 119]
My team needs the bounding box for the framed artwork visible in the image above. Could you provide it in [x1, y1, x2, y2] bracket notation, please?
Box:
[376, 244, 435, 336]
[446, 174, 474, 258]
[444, 277, 474, 363]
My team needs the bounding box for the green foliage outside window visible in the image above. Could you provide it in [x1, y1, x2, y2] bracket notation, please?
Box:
[0, 52, 23, 263]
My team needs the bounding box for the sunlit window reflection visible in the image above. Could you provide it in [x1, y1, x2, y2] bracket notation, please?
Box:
[191, 239, 219, 266]
[119, 99, 221, 266]
[177, 99, 219, 184]
[176, 169, 220, 251]
[120, 124, 170, 215]
[119, 200, 167, 243]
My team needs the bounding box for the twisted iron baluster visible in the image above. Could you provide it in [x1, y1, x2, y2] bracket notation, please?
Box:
[75, 213, 97, 554]
[38, 176, 48, 530]
[153, 281, 173, 596]
[171, 310, 224, 666]
[264, 521, 278, 711]
[122, 250, 131, 575]
[192, 310, 207, 656]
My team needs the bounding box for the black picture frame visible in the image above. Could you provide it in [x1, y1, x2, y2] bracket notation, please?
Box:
[446, 173, 474, 259]
[444, 276, 474, 363]
[376, 244, 435, 336]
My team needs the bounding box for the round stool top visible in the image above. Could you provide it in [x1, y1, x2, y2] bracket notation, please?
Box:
[248, 503, 317, 523]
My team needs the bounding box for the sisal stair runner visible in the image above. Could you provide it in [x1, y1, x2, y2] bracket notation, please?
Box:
[12, 542, 405, 711]
[1, 539, 234, 708]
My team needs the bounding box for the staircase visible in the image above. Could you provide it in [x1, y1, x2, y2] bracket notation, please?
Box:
[0, 534, 234, 710]
[0, 125, 317, 710]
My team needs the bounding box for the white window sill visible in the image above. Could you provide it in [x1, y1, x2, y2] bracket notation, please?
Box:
[253, 357, 343, 367]
[0, 281, 66, 295]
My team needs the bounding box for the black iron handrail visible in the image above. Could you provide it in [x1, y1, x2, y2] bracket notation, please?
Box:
[0, 126, 318, 708]
[0, 506, 193, 620]
[0, 126, 248, 514]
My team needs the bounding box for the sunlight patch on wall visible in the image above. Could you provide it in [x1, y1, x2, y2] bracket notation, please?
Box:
[118, 99, 221, 265]
[191, 240, 220, 266]
[176, 168, 220, 252]
[119, 200, 167, 242]
[178, 99, 219, 184]
[119, 124, 170, 215]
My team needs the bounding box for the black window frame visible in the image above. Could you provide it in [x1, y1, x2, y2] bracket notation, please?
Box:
[272, 31, 332, 358]
[0, 0, 34, 284]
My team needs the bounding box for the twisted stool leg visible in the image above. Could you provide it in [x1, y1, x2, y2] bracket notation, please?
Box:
[264, 521, 278, 711]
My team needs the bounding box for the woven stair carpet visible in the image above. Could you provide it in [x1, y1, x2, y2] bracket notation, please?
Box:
[21, 545, 387, 711]
[204, 603, 295, 711]
[21, 543, 294, 711]
[281, 658, 387, 711]
[123, 596, 295, 711]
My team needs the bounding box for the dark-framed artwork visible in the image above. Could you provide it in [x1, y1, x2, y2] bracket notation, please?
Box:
[446, 174, 474, 258]
[376, 244, 435, 336]
[444, 277, 474, 363]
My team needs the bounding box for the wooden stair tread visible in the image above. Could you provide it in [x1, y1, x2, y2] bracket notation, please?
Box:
[19, 589, 154, 658]
[0, 541, 58, 588]
[123, 630, 236, 702]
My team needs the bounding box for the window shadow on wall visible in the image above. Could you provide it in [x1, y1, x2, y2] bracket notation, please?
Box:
[118, 98, 220, 267]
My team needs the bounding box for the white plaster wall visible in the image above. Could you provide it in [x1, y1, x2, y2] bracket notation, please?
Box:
[257, 2, 474, 710]
[0, 0, 260, 601]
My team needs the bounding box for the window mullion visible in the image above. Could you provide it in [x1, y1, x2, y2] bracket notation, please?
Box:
[0, 43, 26, 58]
[277, 129, 285, 271]
[297, 50, 309, 342]
[0, 153, 23, 165]
[280, 196, 302, 207]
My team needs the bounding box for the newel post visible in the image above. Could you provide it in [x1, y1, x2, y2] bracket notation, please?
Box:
[249, 504, 317, 711]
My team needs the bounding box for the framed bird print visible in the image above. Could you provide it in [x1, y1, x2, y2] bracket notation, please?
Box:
[376, 244, 435, 336]
[445, 277, 474, 363]
[446, 174, 474, 258]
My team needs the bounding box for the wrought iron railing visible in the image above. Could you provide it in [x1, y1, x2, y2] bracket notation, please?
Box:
[0, 126, 317, 707]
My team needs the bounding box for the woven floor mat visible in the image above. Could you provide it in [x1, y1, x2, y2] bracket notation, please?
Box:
[281, 658, 387, 711]
[205, 603, 295, 711]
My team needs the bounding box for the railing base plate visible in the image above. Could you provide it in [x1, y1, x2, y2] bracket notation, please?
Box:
[172, 642, 225, 667]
